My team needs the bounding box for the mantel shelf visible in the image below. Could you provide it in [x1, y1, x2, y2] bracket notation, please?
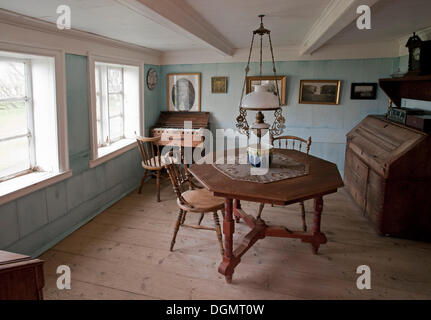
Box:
[379, 76, 431, 107]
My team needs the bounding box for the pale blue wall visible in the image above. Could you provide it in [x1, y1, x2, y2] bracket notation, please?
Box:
[144, 64, 162, 135]
[0, 54, 146, 257]
[159, 58, 398, 175]
[0, 54, 404, 257]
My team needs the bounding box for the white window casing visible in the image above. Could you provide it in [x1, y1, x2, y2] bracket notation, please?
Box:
[88, 53, 144, 168]
[0, 41, 70, 206]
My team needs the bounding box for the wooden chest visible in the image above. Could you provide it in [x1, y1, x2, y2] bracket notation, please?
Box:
[0, 251, 44, 300]
[345, 115, 431, 240]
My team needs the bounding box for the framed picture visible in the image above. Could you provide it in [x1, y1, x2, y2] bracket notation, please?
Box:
[211, 76, 228, 93]
[299, 80, 341, 105]
[351, 83, 377, 100]
[246, 75, 287, 106]
[167, 73, 201, 111]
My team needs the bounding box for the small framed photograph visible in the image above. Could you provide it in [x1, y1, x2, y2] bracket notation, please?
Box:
[351, 83, 377, 100]
[246, 75, 287, 106]
[167, 73, 201, 111]
[211, 76, 228, 94]
[299, 80, 341, 105]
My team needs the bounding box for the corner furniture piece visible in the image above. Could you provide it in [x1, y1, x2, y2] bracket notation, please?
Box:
[379, 75, 431, 107]
[0, 250, 44, 300]
[165, 161, 225, 256]
[188, 148, 343, 283]
[344, 115, 431, 240]
[136, 136, 165, 202]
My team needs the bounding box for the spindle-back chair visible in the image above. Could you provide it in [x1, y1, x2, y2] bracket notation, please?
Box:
[136, 136, 165, 202]
[268, 135, 312, 231]
[271, 135, 311, 154]
[165, 160, 225, 256]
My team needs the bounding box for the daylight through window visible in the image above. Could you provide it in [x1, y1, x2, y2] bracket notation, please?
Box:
[93, 61, 140, 158]
[0, 57, 34, 180]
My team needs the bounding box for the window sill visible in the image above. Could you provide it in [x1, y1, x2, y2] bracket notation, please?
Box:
[89, 138, 137, 168]
[0, 170, 72, 206]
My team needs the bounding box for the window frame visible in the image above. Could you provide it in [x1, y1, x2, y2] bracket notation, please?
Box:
[0, 41, 70, 206]
[95, 64, 126, 146]
[0, 56, 36, 181]
[88, 53, 144, 168]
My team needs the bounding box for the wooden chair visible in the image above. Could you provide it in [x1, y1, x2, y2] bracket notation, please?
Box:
[136, 136, 167, 202]
[164, 160, 225, 256]
[270, 135, 312, 231]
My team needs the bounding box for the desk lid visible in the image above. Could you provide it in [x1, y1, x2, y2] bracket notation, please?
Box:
[346, 115, 426, 177]
[153, 111, 210, 129]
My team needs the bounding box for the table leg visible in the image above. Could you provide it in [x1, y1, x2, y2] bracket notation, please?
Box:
[234, 199, 241, 223]
[219, 198, 235, 283]
[311, 196, 326, 254]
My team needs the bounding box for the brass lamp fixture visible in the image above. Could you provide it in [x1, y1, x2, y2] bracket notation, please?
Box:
[236, 15, 285, 140]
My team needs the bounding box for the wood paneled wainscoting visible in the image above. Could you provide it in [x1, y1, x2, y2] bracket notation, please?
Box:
[39, 180, 431, 300]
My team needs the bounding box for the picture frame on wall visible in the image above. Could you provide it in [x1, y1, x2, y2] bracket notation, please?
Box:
[299, 80, 341, 105]
[211, 76, 228, 93]
[350, 83, 377, 100]
[167, 73, 201, 111]
[246, 75, 287, 106]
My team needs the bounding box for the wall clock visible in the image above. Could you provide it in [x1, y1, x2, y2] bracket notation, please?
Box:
[147, 68, 158, 90]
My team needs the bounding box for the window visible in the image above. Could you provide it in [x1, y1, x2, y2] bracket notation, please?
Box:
[96, 64, 126, 146]
[0, 57, 34, 180]
[0, 47, 69, 204]
[89, 58, 142, 166]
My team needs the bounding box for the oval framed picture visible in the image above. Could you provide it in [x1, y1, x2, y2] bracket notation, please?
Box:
[147, 68, 158, 90]
[166, 73, 201, 111]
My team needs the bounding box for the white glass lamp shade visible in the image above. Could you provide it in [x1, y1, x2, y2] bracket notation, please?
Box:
[242, 84, 279, 110]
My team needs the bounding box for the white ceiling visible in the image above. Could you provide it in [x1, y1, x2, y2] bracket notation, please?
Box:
[0, 0, 204, 51]
[0, 0, 430, 55]
[184, 0, 331, 48]
[329, 0, 431, 44]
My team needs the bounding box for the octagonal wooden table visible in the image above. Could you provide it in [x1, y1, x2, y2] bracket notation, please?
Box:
[188, 148, 344, 283]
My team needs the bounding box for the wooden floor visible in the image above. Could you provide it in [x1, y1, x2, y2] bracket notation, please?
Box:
[40, 178, 431, 300]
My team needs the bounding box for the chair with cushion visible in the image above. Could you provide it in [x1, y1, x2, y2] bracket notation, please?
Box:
[270, 135, 312, 231]
[136, 136, 166, 202]
[164, 160, 225, 256]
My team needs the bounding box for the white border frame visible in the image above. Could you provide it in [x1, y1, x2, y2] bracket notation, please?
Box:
[0, 40, 70, 205]
[88, 52, 144, 168]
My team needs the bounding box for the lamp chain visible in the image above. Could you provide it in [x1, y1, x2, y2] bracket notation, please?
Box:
[259, 34, 263, 77]
[236, 32, 256, 137]
[236, 15, 286, 138]
[268, 33, 285, 137]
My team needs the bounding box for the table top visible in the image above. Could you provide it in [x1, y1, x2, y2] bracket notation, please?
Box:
[188, 148, 344, 205]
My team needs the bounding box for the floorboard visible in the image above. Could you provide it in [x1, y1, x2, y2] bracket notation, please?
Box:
[40, 179, 431, 300]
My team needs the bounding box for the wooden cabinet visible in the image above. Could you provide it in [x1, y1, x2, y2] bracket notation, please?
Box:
[345, 115, 431, 240]
[0, 251, 44, 300]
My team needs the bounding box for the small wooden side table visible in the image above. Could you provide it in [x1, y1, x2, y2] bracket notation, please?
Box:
[0, 250, 45, 300]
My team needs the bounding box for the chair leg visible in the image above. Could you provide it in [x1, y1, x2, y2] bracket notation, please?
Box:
[138, 170, 148, 194]
[170, 209, 184, 251]
[213, 211, 224, 257]
[181, 211, 187, 225]
[198, 213, 204, 225]
[300, 201, 307, 232]
[156, 170, 161, 202]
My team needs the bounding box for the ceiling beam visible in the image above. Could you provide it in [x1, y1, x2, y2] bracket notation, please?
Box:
[117, 0, 234, 56]
[300, 0, 380, 55]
